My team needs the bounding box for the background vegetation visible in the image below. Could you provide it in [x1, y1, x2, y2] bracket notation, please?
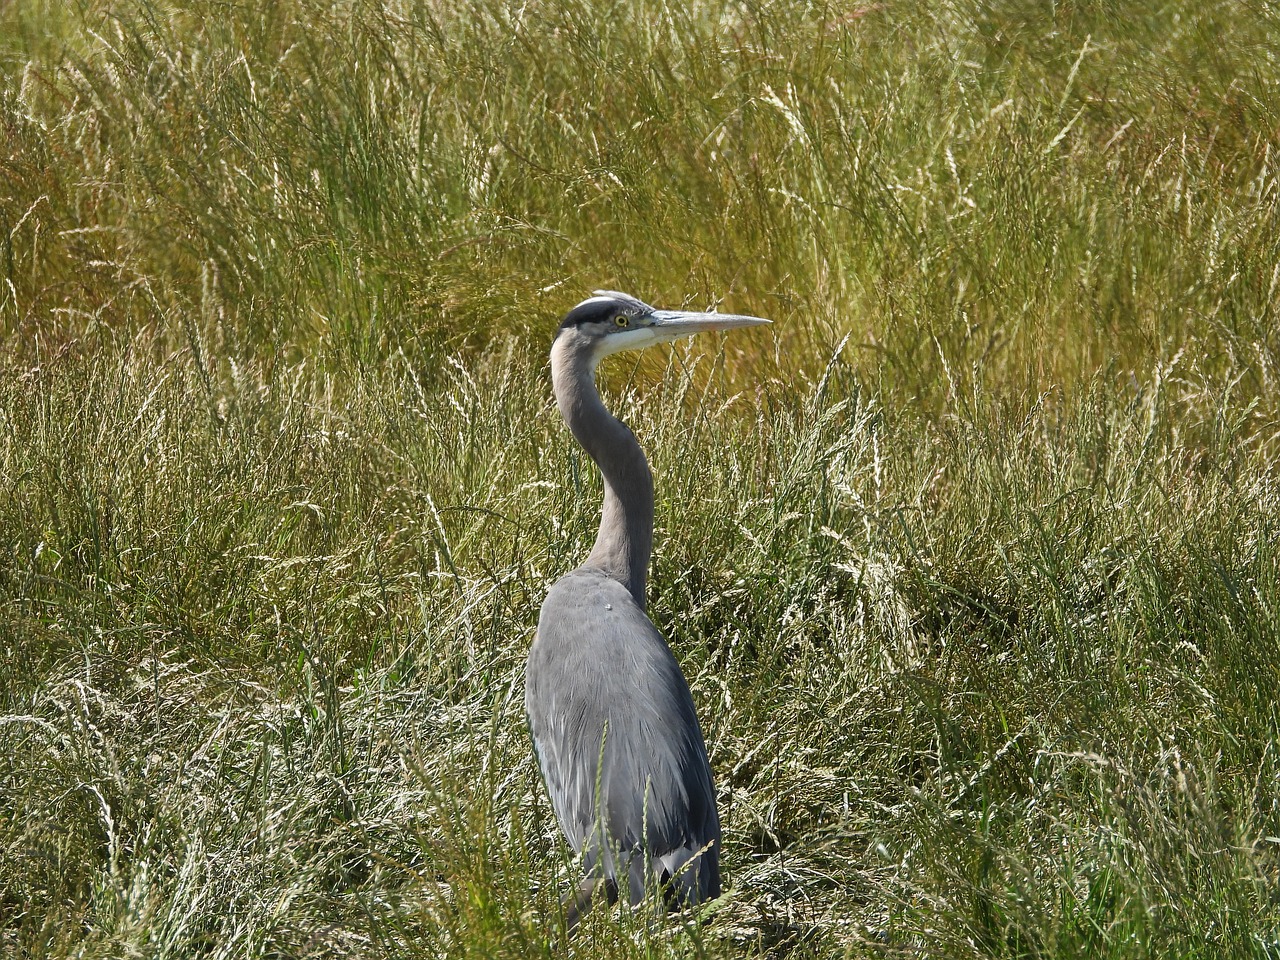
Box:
[2, 0, 1278, 956]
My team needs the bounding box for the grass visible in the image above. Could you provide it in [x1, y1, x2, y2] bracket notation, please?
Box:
[2, 0, 1279, 957]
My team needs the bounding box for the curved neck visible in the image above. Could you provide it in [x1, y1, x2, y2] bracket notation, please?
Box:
[551, 335, 653, 607]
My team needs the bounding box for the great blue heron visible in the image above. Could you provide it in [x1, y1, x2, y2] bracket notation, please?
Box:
[525, 291, 770, 928]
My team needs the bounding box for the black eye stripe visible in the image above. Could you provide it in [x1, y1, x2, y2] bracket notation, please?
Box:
[559, 299, 620, 329]
[558, 297, 644, 330]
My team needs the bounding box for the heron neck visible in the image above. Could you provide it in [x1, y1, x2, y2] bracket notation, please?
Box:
[551, 339, 653, 607]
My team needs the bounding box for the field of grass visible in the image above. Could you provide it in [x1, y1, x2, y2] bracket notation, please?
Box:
[3, 1, 1279, 957]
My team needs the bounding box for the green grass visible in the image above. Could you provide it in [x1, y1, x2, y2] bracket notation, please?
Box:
[2, 1, 1279, 957]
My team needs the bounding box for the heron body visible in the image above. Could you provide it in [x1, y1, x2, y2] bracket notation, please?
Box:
[525, 291, 769, 926]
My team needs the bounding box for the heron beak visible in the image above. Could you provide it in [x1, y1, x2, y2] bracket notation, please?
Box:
[594, 307, 771, 359]
[647, 309, 772, 342]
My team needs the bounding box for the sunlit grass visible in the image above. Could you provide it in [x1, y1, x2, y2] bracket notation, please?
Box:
[2, 1, 1279, 957]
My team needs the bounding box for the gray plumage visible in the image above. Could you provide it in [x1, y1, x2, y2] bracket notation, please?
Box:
[525, 291, 769, 927]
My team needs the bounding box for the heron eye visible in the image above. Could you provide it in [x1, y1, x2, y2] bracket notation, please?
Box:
[613, 315, 630, 328]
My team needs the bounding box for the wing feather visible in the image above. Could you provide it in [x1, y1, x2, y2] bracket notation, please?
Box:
[526, 568, 720, 904]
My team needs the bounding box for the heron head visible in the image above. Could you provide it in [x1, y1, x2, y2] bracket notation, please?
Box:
[555, 290, 770, 365]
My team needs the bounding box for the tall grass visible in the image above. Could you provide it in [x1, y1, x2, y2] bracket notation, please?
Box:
[2, 1, 1279, 957]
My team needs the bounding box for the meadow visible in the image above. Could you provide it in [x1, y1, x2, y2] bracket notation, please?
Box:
[2, 1, 1279, 956]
